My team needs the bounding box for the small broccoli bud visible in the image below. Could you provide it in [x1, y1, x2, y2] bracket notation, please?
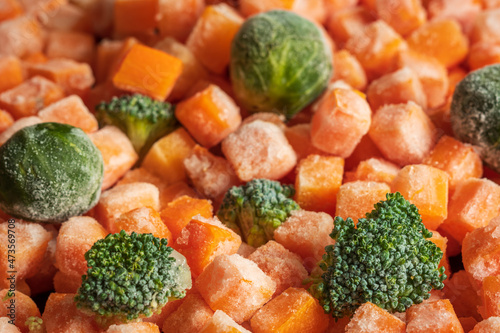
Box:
[75, 231, 191, 325]
[95, 94, 178, 159]
[217, 179, 300, 247]
[310, 192, 446, 318]
[25, 316, 45, 333]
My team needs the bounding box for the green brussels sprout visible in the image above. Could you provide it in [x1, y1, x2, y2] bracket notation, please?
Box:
[0, 123, 104, 223]
[230, 10, 333, 120]
[450, 64, 500, 173]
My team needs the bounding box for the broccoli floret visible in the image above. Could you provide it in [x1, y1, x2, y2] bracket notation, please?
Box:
[25, 317, 45, 333]
[309, 192, 446, 318]
[74, 231, 191, 325]
[95, 94, 178, 158]
[217, 179, 300, 247]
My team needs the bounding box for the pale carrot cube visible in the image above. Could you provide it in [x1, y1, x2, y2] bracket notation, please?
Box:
[0, 16, 43, 58]
[44, 3, 92, 33]
[247, 241, 308, 297]
[427, 0, 481, 34]
[162, 293, 214, 333]
[115, 206, 172, 241]
[157, 0, 205, 43]
[440, 178, 500, 244]
[324, 0, 359, 13]
[176, 84, 241, 148]
[428, 229, 451, 279]
[26, 224, 57, 295]
[0, 76, 64, 119]
[45, 31, 95, 64]
[0, 290, 39, 333]
[155, 37, 209, 101]
[143, 299, 183, 329]
[407, 19, 469, 68]
[55, 216, 107, 279]
[142, 127, 196, 184]
[107, 322, 161, 333]
[54, 270, 82, 293]
[0, 317, 21, 333]
[376, 0, 426, 36]
[336, 181, 391, 222]
[184, 145, 240, 203]
[284, 124, 324, 162]
[0, 109, 13, 134]
[345, 20, 407, 80]
[369, 102, 437, 166]
[367, 67, 427, 111]
[326, 6, 375, 45]
[0, 116, 41, 146]
[196, 254, 276, 323]
[481, 276, 500, 319]
[173, 216, 241, 277]
[406, 299, 463, 333]
[222, 120, 297, 182]
[42, 293, 100, 333]
[114, 0, 158, 35]
[17, 0, 66, 16]
[95, 39, 123, 84]
[332, 50, 367, 91]
[38, 95, 98, 133]
[251, 287, 329, 333]
[94, 182, 160, 233]
[344, 134, 383, 171]
[468, 41, 500, 71]
[311, 88, 372, 158]
[392, 164, 448, 230]
[200, 310, 251, 333]
[274, 210, 335, 271]
[471, 317, 500, 333]
[186, 4, 244, 74]
[0, 56, 23, 93]
[241, 112, 286, 130]
[346, 302, 405, 333]
[292, 0, 327, 23]
[89, 126, 138, 190]
[28, 58, 95, 96]
[112, 44, 183, 101]
[352, 158, 400, 185]
[0, 0, 23, 22]
[470, 9, 500, 45]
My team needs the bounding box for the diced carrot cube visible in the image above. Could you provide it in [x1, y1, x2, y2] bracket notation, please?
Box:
[159, 182, 199, 208]
[38, 95, 98, 133]
[0, 109, 13, 134]
[45, 31, 95, 64]
[332, 50, 367, 91]
[142, 127, 197, 185]
[89, 126, 139, 190]
[447, 67, 467, 99]
[28, 58, 95, 96]
[423, 135, 483, 191]
[196, 254, 276, 323]
[481, 276, 500, 319]
[470, 9, 500, 45]
[326, 6, 375, 45]
[0, 56, 23, 93]
[186, 4, 244, 74]
[0, 76, 64, 119]
[468, 41, 500, 71]
[367, 67, 427, 111]
[346, 302, 406, 333]
[345, 20, 407, 80]
[443, 270, 482, 321]
[95, 39, 123, 84]
[284, 124, 324, 162]
[482, 0, 500, 8]
[54, 270, 82, 293]
[84, 81, 125, 113]
[0, 317, 21, 333]
[406, 19, 469, 68]
[323, 0, 358, 13]
[0, 116, 41, 146]
[115, 206, 172, 241]
[274, 210, 335, 271]
[440, 178, 500, 244]
[94, 182, 160, 233]
[200, 310, 251, 333]
[107, 322, 161, 333]
[0, 0, 23, 22]
[173, 216, 241, 277]
[406, 299, 463, 333]
[369, 102, 437, 166]
[43, 3, 92, 33]
[42, 293, 100, 333]
[376, 0, 426, 36]
[471, 317, 500, 333]
[114, 0, 158, 35]
[428, 229, 451, 279]
[157, 0, 205, 43]
[392, 164, 449, 230]
[427, 0, 481, 34]
[351, 157, 400, 185]
[106, 37, 139, 81]
[294, 154, 344, 215]
[250, 287, 330, 333]
[17, 0, 66, 16]
[176, 84, 241, 148]
[143, 299, 183, 329]
[239, 0, 294, 17]
[336, 181, 391, 222]
[162, 293, 214, 333]
[0, 16, 43, 58]
[112, 44, 183, 101]
[0, 290, 40, 333]
[344, 134, 383, 171]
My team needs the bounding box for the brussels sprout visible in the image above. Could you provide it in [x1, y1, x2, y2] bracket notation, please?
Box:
[230, 10, 333, 120]
[0, 123, 104, 223]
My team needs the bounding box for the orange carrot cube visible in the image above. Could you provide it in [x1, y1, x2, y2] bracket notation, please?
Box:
[0, 290, 40, 333]
[369, 102, 437, 166]
[447, 67, 467, 99]
[344, 134, 383, 171]
[406, 299, 463, 333]
[427, 0, 481, 34]
[142, 128, 197, 184]
[186, 4, 244, 74]
[0, 76, 64, 119]
[115, 206, 172, 241]
[250, 287, 330, 333]
[345, 20, 407, 80]
[200, 310, 251, 333]
[43, 3, 92, 33]
[284, 124, 324, 162]
[0, 116, 41, 145]
[38, 95, 98, 133]
[428, 229, 451, 279]
[443, 270, 481, 321]
[346, 302, 405, 332]
[240, 0, 326, 23]
[332, 50, 367, 91]
[470, 9, 500, 45]
[176, 84, 241, 148]
[107, 322, 161, 333]
[323, 0, 358, 13]
[0, 56, 23, 93]
[143, 299, 183, 329]
[351, 157, 400, 185]
[173, 216, 241, 277]
[336, 181, 391, 222]
[468, 41, 500, 71]
[157, 0, 205, 43]
[89, 126, 138, 190]
[367, 67, 427, 111]
[159, 182, 199, 208]
[112, 44, 183, 101]
[423, 135, 483, 191]
[0, 109, 13, 134]
[95, 39, 123, 84]
[392, 164, 449, 230]
[375, 0, 426, 36]
[481, 276, 500, 319]
[0, 0, 23, 22]
[162, 293, 214, 333]
[471, 317, 500, 333]
[196, 254, 276, 323]
[294, 155, 344, 215]
[54, 270, 82, 294]
[114, 0, 158, 35]
[326, 6, 375, 45]
[94, 182, 160, 233]
[45, 31, 95, 64]
[0, 16, 43, 58]
[407, 19, 469, 68]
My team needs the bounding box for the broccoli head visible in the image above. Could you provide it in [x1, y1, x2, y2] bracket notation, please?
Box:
[217, 179, 300, 247]
[74, 231, 191, 324]
[309, 192, 446, 318]
[95, 94, 177, 158]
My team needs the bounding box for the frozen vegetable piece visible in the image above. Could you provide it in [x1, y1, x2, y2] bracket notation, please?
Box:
[43, 3, 92, 33]
[45, 31, 95, 64]
[481, 276, 500, 319]
[162, 293, 214, 333]
[114, 206, 172, 240]
[428, 230, 451, 279]
[375, 0, 426, 36]
[0, 56, 22, 93]
[427, 0, 481, 34]
[326, 6, 375, 45]
[351, 157, 400, 185]
[0, 317, 20, 333]
[0, 0, 22, 22]
[200, 310, 251, 333]
[143, 299, 183, 329]
[0, 289, 40, 333]
[195, 254, 276, 323]
[470, 9, 500, 45]
[468, 42, 500, 71]
[442, 270, 482, 321]
[0, 109, 13, 134]
[157, 0, 204, 43]
[345, 302, 406, 333]
[0, 16, 43, 58]
[0, 116, 41, 146]
[344, 134, 384, 171]
[336, 181, 391, 222]
[284, 124, 323, 161]
[240, 0, 326, 23]
[332, 50, 367, 91]
[471, 317, 500, 333]
[113, 0, 158, 35]
[54, 270, 83, 294]
[406, 299, 463, 333]
[38, 95, 98, 133]
[106, 322, 160, 333]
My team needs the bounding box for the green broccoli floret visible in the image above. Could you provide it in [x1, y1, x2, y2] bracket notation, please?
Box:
[309, 192, 446, 318]
[95, 94, 178, 158]
[74, 231, 191, 325]
[25, 317, 45, 333]
[217, 179, 300, 247]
